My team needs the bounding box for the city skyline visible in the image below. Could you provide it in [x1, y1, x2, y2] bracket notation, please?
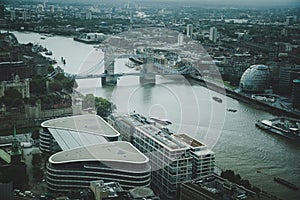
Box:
[2, 0, 300, 8]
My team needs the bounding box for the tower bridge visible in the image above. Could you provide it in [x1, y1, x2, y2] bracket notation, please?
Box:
[63, 51, 194, 86]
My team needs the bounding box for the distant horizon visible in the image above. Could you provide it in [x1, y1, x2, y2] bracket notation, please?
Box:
[2, 0, 300, 8]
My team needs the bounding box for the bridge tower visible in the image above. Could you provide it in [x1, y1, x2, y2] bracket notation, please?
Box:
[101, 48, 117, 86]
[140, 58, 156, 85]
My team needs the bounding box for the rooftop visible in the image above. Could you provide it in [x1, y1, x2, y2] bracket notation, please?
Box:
[173, 134, 204, 148]
[49, 141, 149, 165]
[42, 114, 120, 138]
[136, 125, 188, 151]
[183, 174, 256, 200]
[48, 128, 108, 151]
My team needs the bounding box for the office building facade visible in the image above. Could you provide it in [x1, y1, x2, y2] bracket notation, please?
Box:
[110, 113, 215, 199]
[209, 27, 217, 43]
[187, 24, 193, 38]
[47, 142, 151, 192]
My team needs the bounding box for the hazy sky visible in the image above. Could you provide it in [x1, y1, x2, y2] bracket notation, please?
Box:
[5, 0, 300, 8]
[140, 0, 300, 7]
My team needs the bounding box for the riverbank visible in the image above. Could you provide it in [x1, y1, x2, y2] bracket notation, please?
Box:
[185, 75, 300, 119]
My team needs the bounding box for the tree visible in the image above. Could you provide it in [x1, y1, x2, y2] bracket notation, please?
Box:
[49, 81, 63, 92]
[31, 129, 40, 140]
[30, 75, 47, 95]
[95, 97, 116, 119]
[0, 88, 23, 108]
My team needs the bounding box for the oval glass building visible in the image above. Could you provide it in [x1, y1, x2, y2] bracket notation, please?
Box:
[47, 141, 151, 192]
[239, 65, 271, 93]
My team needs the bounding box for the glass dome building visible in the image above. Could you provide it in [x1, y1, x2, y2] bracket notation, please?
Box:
[239, 65, 271, 93]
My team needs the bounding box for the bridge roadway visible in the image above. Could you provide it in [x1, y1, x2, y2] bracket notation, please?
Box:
[66, 71, 190, 79]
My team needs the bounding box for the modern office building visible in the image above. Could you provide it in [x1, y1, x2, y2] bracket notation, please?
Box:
[180, 174, 257, 200]
[292, 79, 300, 110]
[209, 27, 217, 43]
[278, 66, 300, 95]
[39, 114, 120, 153]
[47, 141, 151, 192]
[40, 114, 151, 193]
[178, 33, 184, 46]
[186, 24, 193, 38]
[239, 65, 271, 93]
[108, 113, 149, 142]
[109, 113, 215, 199]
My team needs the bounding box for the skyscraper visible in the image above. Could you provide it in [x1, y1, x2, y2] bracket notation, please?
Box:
[186, 24, 193, 38]
[209, 27, 217, 43]
[178, 33, 184, 46]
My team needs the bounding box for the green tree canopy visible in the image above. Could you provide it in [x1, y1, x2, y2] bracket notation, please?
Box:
[30, 75, 47, 95]
[95, 97, 116, 119]
[0, 88, 23, 108]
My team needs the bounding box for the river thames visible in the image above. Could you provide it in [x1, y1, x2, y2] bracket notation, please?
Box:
[13, 31, 300, 200]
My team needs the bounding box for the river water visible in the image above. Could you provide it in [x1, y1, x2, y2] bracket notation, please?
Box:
[12, 31, 300, 200]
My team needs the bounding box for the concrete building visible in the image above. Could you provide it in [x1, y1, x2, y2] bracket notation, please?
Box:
[0, 61, 32, 81]
[209, 27, 217, 43]
[10, 10, 16, 21]
[109, 113, 215, 199]
[90, 180, 125, 200]
[89, 180, 160, 200]
[180, 174, 256, 200]
[0, 182, 13, 200]
[129, 187, 160, 200]
[278, 66, 300, 95]
[178, 33, 184, 46]
[186, 24, 193, 38]
[292, 79, 300, 110]
[0, 77, 30, 98]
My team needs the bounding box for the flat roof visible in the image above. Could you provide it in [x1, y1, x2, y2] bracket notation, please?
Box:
[136, 125, 188, 151]
[42, 114, 120, 138]
[48, 128, 108, 151]
[49, 141, 149, 164]
[173, 134, 204, 148]
[113, 113, 152, 127]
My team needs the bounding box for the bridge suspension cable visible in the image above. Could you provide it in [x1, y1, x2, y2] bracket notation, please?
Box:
[77, 58, 105, 76]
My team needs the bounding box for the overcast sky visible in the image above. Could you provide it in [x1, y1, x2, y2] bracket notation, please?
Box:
[4, 0, 300, 8]
[141, 0, 300, 7]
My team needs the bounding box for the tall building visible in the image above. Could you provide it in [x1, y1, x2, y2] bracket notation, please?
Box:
[278, 65, 300, 95]
[178, 33, 184, 46]
[0, 5, 5, 19]
[292, 79, 300, 110]
[10, 10, 15, 21]
[186, 24, 193, 38]
[0, 182, 13, 200]
[209, 27, 217, 43]
[109, 113, 215, 199]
